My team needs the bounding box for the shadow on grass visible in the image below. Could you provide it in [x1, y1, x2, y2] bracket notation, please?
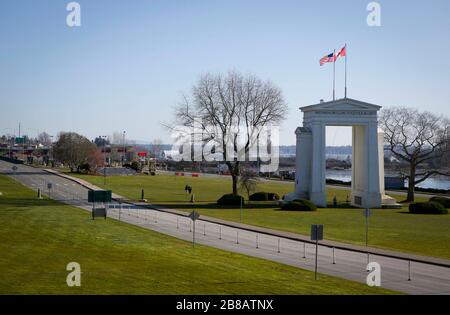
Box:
[0, 198, 60, 208]
[325, 202, 358, 209]
[397, 210, 448, 215]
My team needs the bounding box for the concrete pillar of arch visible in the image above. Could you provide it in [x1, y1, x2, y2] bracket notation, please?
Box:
[366, 122, 382, 207]
[294, 127, 312, 198]
[351, 124, 382, 208]
[378, 128, 386, 195]
[309, 123, 326, 207]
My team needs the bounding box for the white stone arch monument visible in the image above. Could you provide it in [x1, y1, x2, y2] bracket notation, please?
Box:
[286, 98, 395, 208]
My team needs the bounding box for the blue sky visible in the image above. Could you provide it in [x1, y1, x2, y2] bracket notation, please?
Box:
[1, 0, 449, 145]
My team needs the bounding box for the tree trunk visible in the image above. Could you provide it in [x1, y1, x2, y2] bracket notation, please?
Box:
[231, 174, 238, 195]
[407, 163, 416, 202]
[227, 161, 240, 195]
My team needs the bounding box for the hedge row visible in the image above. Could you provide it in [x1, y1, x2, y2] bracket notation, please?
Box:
[281, 199, 317, 211]
[249, 192, 280, 201]
[429, 196, 450, 208]
[217, 194, 244, 206]
[409, 201, 448, 214]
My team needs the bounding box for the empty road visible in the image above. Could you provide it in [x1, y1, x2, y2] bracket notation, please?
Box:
[1, 160, 449, 294]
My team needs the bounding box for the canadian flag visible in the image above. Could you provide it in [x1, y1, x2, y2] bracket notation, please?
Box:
[336, 45, 346, 59]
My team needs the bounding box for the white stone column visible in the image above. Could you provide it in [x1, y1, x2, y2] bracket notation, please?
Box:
[378, 129, 386, 195]
[351, 125, 368, 207]
[295, 127, 312, 198]
[364, 122, 382, 207]
[309, 123, 326, 207]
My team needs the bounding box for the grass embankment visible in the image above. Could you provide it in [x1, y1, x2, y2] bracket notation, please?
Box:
[70, 172, 450, 259]
[0, 174, 393, 294]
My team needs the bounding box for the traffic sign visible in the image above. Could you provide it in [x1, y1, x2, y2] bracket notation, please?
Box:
[311, 224, 323, 241]
[189, 210, 200, 248]
[310, 224, 324, 280]
[188, 210, 200, 221]
[364, 208, 372, 217]
[88, 190, 112, 203]
[11, 166, 18, 171]
[47, 183, 52, 190]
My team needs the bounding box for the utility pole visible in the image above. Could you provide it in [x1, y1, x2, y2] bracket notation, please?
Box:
[122, 131, 126, 166]
[240, 196, 243, 223]
[18, 122, 22, 160]
[101, 136, 107, 186]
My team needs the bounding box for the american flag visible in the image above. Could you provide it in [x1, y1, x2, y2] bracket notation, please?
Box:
[319, 52, 335, 66]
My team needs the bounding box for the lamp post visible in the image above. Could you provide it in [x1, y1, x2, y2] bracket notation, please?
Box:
[24, 128, 40, 164]
[49, 135, 54, 167]
[122, 131, 126, 166]
[100, 136, 108, 186]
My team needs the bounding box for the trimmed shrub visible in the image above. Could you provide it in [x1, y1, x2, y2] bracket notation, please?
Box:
[217, 194, 244, 206]
[268, 193, 280, 201]
[249, 192, 268, 201]
[79, 162, 90, 173]
[281, 199, 317, 211]
[429, 196, 450, 208]
[249, 192, 280, 201]
[409, 201, 448, 214]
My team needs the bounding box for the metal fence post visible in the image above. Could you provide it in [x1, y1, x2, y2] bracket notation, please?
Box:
[256, 234, 259, 249]
[303, 242, 306, 259]
[408, 261, 411, 281]
[332, 247, 336, 264]
[236, 231, 239, 244]
[277, 238, 280, 253]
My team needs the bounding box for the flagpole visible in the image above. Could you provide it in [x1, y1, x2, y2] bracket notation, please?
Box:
[333, 49, 336, 101]
[344, 43, 347, 98]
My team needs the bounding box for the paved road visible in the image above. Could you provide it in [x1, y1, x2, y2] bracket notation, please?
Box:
[1, 160, 450, 294]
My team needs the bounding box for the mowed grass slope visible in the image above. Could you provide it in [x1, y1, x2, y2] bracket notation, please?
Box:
[71, 172, 450, 259]
[0, 174, 393, 294]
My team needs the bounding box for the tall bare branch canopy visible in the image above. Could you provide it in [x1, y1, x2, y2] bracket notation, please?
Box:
[379, 107, 450, 201]
[171, 71, 288, 194]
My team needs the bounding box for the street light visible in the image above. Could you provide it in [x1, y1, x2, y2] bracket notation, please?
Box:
[48, 135, 54, 167]
[122, 131, 126, 166]
[24, 128, 40, 164]
[100, 136, 108, 186]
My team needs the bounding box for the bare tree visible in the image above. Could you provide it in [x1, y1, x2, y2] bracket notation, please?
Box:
[109, 132, 124, 145]
[53, 132, 96, 170]
[238, 168, 258, 199]
[379, 107, 450, 201]
[150, 138, 163, 158]
[169, 71, 287, 194]
[87, 148, 105, 174]
[37, 132, 52, 146]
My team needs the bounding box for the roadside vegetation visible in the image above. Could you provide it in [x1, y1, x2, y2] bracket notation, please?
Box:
[0, 174, 394, 294]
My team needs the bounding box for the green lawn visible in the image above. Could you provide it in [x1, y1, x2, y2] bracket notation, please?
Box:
[0, 174, 393, 294]
[70, 172, 450, 260]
